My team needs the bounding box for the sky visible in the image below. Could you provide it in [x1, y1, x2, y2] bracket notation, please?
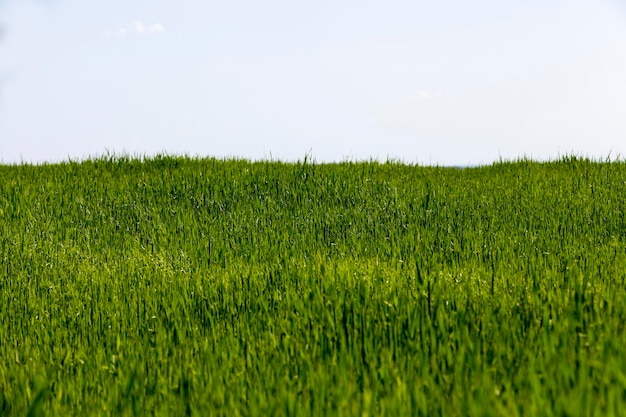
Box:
[1, 0, 626, 165]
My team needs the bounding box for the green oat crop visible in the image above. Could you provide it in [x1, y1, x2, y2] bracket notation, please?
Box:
[1, 155, 626, 416]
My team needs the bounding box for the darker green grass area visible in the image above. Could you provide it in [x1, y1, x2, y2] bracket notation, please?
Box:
[1, 155, 626, 416]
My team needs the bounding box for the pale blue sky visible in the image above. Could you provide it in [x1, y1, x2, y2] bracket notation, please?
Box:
[1, 0, 626, 165]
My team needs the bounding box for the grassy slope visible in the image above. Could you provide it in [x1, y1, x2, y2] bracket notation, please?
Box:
[1, 156, 626, 416]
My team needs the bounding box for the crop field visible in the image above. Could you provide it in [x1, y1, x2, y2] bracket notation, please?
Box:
[1, 155, 626, 416]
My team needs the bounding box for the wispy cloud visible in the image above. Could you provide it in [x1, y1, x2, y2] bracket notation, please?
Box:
[412, 90, 443, 101]
[103, 20, 165, 38]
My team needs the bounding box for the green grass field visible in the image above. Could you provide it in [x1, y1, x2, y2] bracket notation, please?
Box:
[1, 155, 626, 416]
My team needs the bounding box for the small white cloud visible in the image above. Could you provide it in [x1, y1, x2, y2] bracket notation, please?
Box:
[103, 20, 165, 38]
[131, 20, 165, 36]
[412, 90, 443, 101]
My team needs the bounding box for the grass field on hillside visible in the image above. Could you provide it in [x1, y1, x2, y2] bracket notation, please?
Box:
[1, 155, 626, 416]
